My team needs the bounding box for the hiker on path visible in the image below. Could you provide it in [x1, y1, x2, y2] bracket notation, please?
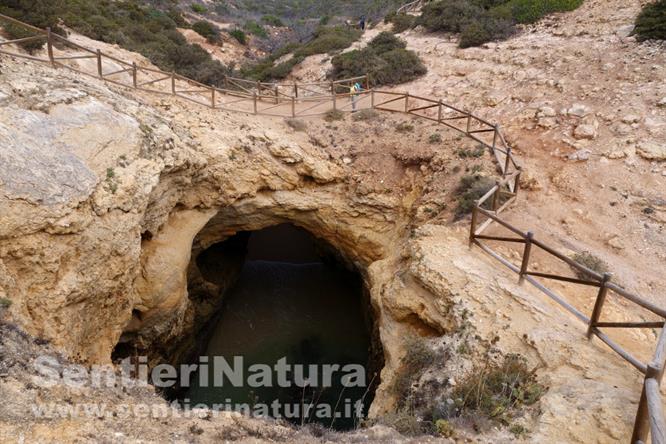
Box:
[359, 16, 366, 31]
[350, 81, 363, 111]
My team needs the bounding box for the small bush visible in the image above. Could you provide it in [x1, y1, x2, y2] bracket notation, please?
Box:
[435, 419, 455, 438]
[262, 15, 284, 27]
[324, 109, 345, 122]
[244, 20, 268, 39]
[387, 12, 416, 33]
[229, 29, 247, 45]
[286, 118, 307, 131]
[352, 109, 378, 121]
[635, 0, 666, 41]
[571, 251, 609, 280]
[456, 145, 485, 158]
[429, 133, 443, 144]
[192, 20, 220, 43]
[392, 336, 438, 408]
[372, 411, 436, 436]
[0, 298, 12, 309]
[451, 354, 544, 422]
[330, 32, 426, 86]
[190, 3, 207, 14]
[396, 121, 415, 132]
[454, 174, 496, 218]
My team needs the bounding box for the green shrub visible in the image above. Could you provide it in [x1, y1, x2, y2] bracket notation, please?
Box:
[261, 14, 284, 27]
[451, 354, 544, 422]
[330, 32, 426, 86]
[429, 133, 443, 144]
[190, 3, 207, 14]
[388, 12, 416, 33]
[417, 0, 582, 47]
[635, 0, 666, 41]
[243, 20, 268, 38]
[192, 20, 220, 43]
[0, 298, 12, 309]
[295, 25, 362, 57]
[229, 28, 247, 45]
[392, 336, 438, 408]
[324, 109, 345, 122]
[454, 174, 496, 218]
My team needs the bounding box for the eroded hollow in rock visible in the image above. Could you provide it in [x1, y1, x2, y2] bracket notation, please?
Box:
[176, 223, 383, 429]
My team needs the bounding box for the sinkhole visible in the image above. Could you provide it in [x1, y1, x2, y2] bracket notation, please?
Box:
[176, 223, 383, 429]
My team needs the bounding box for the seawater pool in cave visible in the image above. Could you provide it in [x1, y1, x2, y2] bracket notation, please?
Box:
[181, 224, 376, 429]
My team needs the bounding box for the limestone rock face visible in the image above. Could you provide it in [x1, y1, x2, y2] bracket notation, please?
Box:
[0, 60, 441, 389]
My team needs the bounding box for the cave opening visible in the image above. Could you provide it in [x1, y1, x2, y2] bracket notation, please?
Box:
[177, 223, 382, 430]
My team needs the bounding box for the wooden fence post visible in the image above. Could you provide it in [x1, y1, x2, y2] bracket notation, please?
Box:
[294, 82, 298, 98]
[332, 82, 337, 111]
[587, 272, 612, 338]
[371, 89, 375, 109]
[96, 50, 102, 78]
[631, 363, 665, 444]
[291, 96, 296, 117]
[171, 71, 176, 95]
[504, 146, 512, 178]
[492, 182, 501, 212]
[223, 75, 228, 89]
[46, 27, 54, 67]
[438, 99, 442, 123]
[132, 62, 137, 88]
[514, 170, 521, 196]
[466, 113, 472, 133]
[405, 92, 409, 113]
[519, 231, 534, 284]
[469, 205, 478, 248]
[493, 124, 499, 152]
[211, 87, 215, 109]
[274, 85, 279, 104]
[253, 92, 257, 114]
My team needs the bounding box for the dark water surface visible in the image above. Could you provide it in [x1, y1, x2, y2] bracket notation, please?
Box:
[184, 226, 372, 428]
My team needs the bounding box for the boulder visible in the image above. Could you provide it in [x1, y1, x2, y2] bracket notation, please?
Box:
[636, 141, 666, 161]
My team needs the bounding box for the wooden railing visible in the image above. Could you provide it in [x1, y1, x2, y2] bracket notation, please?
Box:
[470, 183, 666, 444]
[0, 13, 664, 443]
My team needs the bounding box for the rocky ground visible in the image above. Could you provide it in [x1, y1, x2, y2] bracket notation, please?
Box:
[1, 0, 665, 442]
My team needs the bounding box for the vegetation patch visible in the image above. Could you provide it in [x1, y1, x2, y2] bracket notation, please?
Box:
[571, 251, 609, 280]
[429, 133, 443, 144]
[241, 26, 361, 81]
[454, 174, 496, 219]
[0, 0, 231, 86]
[190, 3, 207, 14]
[285, 118, 307, 132]
[352, 109, 379, 121]
[0, 298, 12, 309]
[385, 11, 416, 33]
[192, 20, 220, 43]
[634, 0, 666, 41]
[456, 145, 486, 158]
[417, 0, 583, 48]
[324, 109, 345, 122]
[449, 354, 544, 425]
[228, 28, 248, 45]
[243, 20, 268, 39]
[331, 32, 426, 86]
